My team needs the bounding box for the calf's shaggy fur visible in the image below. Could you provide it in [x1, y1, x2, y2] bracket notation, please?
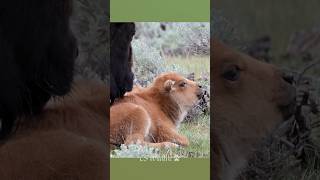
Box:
[110, 72, 203, 148]
[212, 40, 296, 180]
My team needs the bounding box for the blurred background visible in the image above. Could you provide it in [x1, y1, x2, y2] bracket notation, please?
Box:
[71, 0, 108, 81]
[212, 1, 320, 179]
[213, 0, 320, 74]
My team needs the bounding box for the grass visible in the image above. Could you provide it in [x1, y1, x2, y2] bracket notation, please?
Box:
[149, 114, 210, 158]
[178, 114, 210, 157]
[165, 56, 210, 79]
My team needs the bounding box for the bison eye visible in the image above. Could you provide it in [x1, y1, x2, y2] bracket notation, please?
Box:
[222, 66, 240, 81]
[179, 82, 186, 87]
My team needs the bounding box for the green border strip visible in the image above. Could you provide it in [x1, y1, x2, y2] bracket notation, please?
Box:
[110, 0, 210, 22]
[111, 158, 210, 180]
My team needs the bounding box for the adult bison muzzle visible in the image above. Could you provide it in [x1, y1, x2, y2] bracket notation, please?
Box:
[212, 39, 296, 180]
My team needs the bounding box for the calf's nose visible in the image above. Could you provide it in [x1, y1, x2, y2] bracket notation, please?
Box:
[197, 89, 204, 99]
[282, 73, 295, 85]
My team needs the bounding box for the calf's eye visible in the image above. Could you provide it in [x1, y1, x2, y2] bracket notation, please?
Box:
[179, 82, 186, 87]
[222, 66, 240, 81]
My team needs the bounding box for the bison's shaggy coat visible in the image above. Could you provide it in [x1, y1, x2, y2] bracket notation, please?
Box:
[110, 23, 135, 103]
[0, 0, 78, 140]
[0, 1, 109, 179]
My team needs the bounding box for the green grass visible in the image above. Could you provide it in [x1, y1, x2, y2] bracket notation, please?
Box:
[164, 56, 210, 79]
[155, 114, 210, 158]
[179, 114, 210, 157]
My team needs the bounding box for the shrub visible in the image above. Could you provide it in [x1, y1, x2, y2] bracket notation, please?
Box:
[132, 38, 189, 86]
[135, 22, 210, 57]
[111, 144, 160, 158]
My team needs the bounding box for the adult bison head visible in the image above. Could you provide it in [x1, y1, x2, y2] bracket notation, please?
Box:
[110, 23, 135, 104]
[0, 0, 78, 139]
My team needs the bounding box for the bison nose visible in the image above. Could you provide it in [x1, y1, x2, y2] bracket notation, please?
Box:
[197, 89, 204, 99]
[282, 73, 295, 85]
[280, 84, 296, 120]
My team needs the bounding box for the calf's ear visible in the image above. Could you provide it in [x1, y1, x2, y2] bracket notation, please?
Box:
[164, 80, 175, 92]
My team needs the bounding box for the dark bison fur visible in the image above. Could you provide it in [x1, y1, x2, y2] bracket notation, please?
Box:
[0, 0, 78, 140]
[110, 23, 135, 103]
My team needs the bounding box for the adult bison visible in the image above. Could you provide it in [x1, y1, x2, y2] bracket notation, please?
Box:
[110, 23, 135, 103]
[0, 1, 108, 179]
[0, 0, 78, 140]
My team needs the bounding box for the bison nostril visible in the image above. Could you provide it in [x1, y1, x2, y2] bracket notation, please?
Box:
[197, 89, 205, 99]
